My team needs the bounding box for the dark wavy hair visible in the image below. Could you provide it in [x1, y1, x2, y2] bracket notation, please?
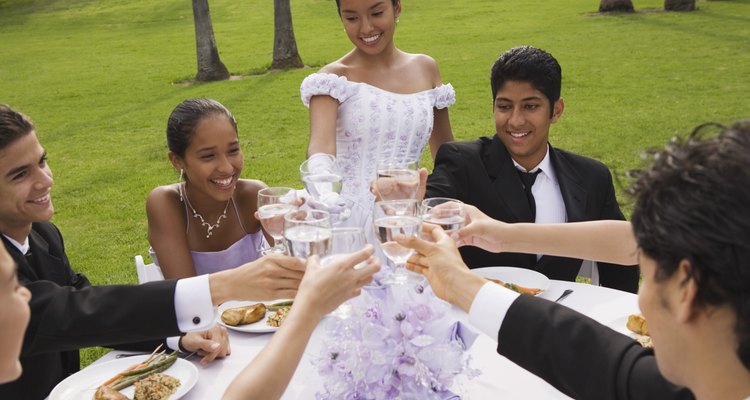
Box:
[629, 120, 750, 370]
[335, 0, 399, 15]
[0, 104, 35, 151]
[166, 98, 238, 158]
[490, 46, 562, 117]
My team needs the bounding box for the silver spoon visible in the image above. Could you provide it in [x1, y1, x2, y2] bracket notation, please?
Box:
[554, 289, 574, 303]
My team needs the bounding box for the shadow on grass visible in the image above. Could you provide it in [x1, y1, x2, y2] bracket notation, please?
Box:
[171, 62, 327, 87]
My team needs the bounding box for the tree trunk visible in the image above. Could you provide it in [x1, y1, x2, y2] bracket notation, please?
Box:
[664, 0, 696, 11]
[271, 0, 303, 70]
[599, 0, 635, 12]
[192, 0, 229, 82]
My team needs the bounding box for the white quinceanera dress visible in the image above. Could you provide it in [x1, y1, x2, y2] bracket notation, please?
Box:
[300, 72, 456, 241]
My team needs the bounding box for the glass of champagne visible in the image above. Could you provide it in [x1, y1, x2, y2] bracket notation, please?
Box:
[375, 159, 420, 201]
[257, 187, 298, 254]
[420, 197, 465, 238]
[320, 227, 368, 318]
[283, 210, 332, 260]
[372, 199, 422, 285]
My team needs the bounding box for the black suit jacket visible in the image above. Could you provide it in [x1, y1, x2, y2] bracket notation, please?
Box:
[1, 222, 181, 400]
[427, 135, 639, 293]
[498, 295, 694, 400]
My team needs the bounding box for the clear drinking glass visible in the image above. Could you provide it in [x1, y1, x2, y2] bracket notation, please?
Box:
[372, 199, 422, 285]
[374, 160, 419, 201]
[320, 227, 368, 318]
[257, 187, 298, 254]
[300, 154, 343, 200]
[283, 210, 332, 260]
[420, 197, 466, 238]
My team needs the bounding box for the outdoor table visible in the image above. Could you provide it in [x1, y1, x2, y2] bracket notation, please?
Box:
[92, 280, 639, 399]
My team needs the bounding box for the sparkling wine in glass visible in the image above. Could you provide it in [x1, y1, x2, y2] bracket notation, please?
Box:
[257, 187, 298, 254]
[283, 210, 332, 260]
[372, 199, 422, 285]
[375, 160, 420, 201]
[320, 227, 368, 318]
[420, 197, 466, 238]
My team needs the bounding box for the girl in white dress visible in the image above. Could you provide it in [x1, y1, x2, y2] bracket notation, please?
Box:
[300, 0, 455, 233]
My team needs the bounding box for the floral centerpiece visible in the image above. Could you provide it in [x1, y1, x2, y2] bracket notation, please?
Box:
[315, 281, 480, 399]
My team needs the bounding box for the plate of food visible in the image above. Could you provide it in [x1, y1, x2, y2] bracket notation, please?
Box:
[472, 266, 550, 295]
[608, 313, 653, 348]
[218, 300, 293, 333]
[49, 351, 197, 400]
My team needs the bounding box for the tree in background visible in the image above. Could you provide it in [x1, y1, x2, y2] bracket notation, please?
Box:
[599, 0, 635, 12]
[271, 0, 303, 70]
[192, 0, 230, 81]
[664, 0, 696, 10]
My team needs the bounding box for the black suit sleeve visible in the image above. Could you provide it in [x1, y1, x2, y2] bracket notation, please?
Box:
[497, 295, 693, 400]
[593, 168, 640, 293]
[426, 142, 466, 199]
[23, 279, 181, 356]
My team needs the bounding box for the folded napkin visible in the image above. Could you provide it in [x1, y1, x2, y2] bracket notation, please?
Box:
[448, 321, 479, 351]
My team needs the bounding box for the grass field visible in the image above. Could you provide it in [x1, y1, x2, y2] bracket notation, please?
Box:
[1, 0, 748, 367]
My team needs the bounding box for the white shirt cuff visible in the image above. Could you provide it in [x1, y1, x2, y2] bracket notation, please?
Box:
[468, 282, 520, 341]
[174, 275, 217, 332]
[166, 336, 181, 352]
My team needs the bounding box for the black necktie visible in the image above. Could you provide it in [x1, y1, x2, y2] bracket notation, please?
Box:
[517, 169, 542, 220]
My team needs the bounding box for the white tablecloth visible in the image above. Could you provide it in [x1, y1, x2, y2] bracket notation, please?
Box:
[93, 280, 639, 399]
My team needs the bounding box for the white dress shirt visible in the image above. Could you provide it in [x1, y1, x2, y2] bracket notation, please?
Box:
[5, 235, 217, 351]
[468, 282, 519, 340]
[512, 145, 567, 259]
[511, 144, 567, 226]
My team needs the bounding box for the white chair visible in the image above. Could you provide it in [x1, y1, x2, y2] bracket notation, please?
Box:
[134, 254, 164, 284]
[577, 260, 600, 286]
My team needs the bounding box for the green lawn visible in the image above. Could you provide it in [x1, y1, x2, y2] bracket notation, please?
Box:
[1, 0, 748, 367]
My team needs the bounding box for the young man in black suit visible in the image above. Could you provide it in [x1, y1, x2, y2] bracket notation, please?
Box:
[402, 121, 750, 400]
[426, 46, 639, 293]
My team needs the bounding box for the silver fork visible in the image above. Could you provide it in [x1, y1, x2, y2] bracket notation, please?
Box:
[554, 289, 574, 303]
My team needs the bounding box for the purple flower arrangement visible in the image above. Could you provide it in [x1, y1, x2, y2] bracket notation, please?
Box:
[315, 282, 480, 399]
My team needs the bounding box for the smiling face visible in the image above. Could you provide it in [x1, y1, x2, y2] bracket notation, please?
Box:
[170, 115, 243, 204]
[0, 131, 54, 241]
[494, 80, 563, 171]
[339, 0, 401, 56]
[0, 245, 31, 384]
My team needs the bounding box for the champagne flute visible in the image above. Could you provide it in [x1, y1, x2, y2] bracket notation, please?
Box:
[257, 187, 298, 254]
[374, 160, 419, 201]
[320, 227, 368, 318]
[283, 210, 332, 260]
[372, 199, 422, 285]
[420, 197, 465, 238]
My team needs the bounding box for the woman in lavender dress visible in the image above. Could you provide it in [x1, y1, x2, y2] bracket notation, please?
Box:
[147, 98, 268, 278]
[300, 0, 455, 234]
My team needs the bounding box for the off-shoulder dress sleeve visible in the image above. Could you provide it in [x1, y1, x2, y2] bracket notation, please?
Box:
[432, 83, 456, 109]
[300, 73, 353, 107]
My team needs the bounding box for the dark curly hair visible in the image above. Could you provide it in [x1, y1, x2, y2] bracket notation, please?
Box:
[630, 120, 750, 370]
[0, 104, 35, 151]
[166, 98, 238, 158]
[490, 46, 561, 117]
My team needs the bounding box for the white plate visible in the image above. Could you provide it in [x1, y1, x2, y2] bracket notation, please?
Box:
[217, 300, 287, 333]
[49, 355, 197, 400]
[472, 266, 550, 295]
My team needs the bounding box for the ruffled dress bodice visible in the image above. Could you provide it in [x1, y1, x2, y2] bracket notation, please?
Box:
[301, 73, 455, 230]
